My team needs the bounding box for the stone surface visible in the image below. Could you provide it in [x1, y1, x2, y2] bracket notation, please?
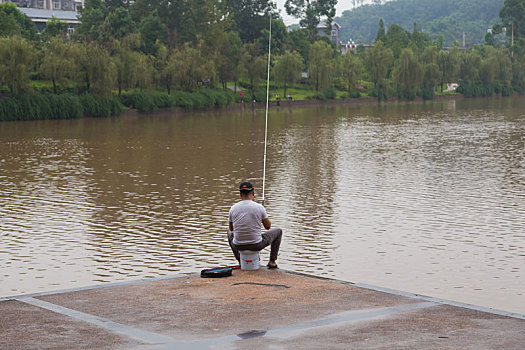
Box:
[1, 270, 524, 349]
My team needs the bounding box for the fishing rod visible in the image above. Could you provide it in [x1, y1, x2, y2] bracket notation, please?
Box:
[261, 17, 271, 207]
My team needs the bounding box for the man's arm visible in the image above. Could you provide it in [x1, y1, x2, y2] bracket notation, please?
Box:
[229, 221, 234, 232]
[262, 218, 271, 230]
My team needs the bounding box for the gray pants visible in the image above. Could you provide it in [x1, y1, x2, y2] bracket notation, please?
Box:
[227, 228, 283, 262]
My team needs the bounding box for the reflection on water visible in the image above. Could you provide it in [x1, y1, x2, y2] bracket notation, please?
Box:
[0, 97, 523, 314]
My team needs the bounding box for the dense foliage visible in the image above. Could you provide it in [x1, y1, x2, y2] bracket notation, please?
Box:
[337, 0, 504, 46]
[1, 0, 525, 121]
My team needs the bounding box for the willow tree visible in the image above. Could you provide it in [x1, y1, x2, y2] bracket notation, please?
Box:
[339, 52, 363, 92]
[437, 48, 459, 92]
[364, 41, 393, 91]
[241, 43, 267, 96]
[73, 41, 115, 96]
[309, 40, 335, 92]
[169, 42, 209, 91]
[274, 50, 304, 97]
[39, 37, 75, 94]
[393, 47, 422, 99]
[458, 50, 482, 85]
[112, 34, 140, 96]
[0, 35, 36, 93]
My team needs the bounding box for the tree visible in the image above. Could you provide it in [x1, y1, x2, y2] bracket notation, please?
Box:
[285, 0, 338, 42]
[74, 0, 108, 42]
[437, 48, 459, 92]
[422, 62, 441, 98]
[364, 40, 393, 90]
[274, 50, 304, 97]
[73, 41, 115, 96]
[241, 43, 267, 95]
[285, 29, 311, 65]
[384, 23, 409, 59]
[258, 19, 288, 56]
[135, 52, 156, 90]
[131, 0, 226, 47]
[139, 10, 166, 55]
[39, 38, 75, 94]
[375, 18, 386, 43]
[0, 36, 36, 94]
[500, 0, 525, 56]
[169, 42, 209, 91]
[112, 34, 141, 96]
[512, 55, 525, 91]
[409, 22, 431, 52]
[216, 31, 243, 90]
[224, 0, 277, 44]
[102, 6, 137, 40]
[41, 16, 69, 41]
[393, 47, 421, 99]
[0, 3, 37, 40]
[339, 52, 363, 91]
[458, 50, 482, 84]
[309, 40, 335, 91]
[155, 44, 176, 94]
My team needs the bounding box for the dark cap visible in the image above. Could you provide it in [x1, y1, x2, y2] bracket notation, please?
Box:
[239, 181, 254, 191]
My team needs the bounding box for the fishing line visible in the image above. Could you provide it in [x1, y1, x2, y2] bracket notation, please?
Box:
[262, 17, 271, 207]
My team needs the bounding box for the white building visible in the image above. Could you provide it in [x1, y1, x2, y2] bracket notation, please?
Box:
[0, 0, 83, 11]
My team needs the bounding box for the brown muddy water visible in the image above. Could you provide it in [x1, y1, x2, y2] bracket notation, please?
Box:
[0, 97, 523, 314]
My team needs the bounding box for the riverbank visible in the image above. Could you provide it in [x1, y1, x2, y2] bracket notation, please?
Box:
[1, 269, 523, 349]
[119, 92, 467, 118]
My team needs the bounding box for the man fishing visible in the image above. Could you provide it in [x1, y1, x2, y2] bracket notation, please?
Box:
[227, 182, 282, 269]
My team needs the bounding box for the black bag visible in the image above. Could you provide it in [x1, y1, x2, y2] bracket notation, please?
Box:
[200, 267, 233, 278]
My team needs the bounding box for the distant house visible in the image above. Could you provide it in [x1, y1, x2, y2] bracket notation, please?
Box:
[1, 0, 82, 32]
[1, 0, 83, 10]
[18, 7, 80, 32]
[317, 20, 341, 46]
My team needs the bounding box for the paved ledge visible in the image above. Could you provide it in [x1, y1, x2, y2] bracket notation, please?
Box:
[1, 269, 524, 349]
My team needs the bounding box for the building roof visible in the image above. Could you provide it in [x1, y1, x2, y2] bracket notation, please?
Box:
[18, 8, 80, 22]
[317, 20, 341, 29]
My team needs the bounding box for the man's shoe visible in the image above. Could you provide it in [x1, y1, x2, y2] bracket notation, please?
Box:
[267, 262, 278, 269]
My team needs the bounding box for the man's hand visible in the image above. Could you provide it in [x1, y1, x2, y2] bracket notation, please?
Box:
[229, 222, 234, 232]
[262, 218, 271, 230]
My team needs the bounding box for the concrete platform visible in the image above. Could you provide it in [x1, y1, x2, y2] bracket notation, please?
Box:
[1, 269, 524, 349]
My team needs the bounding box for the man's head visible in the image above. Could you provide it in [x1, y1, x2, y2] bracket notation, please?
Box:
[239, 181, 254, 199]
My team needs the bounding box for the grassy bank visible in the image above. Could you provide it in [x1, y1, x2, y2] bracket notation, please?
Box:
[0, 89, 239, 121]
[0, 93, 122, 121]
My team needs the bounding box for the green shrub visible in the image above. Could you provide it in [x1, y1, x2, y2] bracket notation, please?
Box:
[80, 94, 123, 117]
[197, 90, 216, 108]
[313, 91, 326, 100]
[501, 84, 514, 96]
[253, 90, 268, 103]
[120, 89, 236, 112]
[172, 91, 194, 108]
[0, 92, 117, 121]
[323, 87, 337, 99]
[346, 90, 361, 98]
[420, 88, 435, 100]
[0, 97, 19, 121]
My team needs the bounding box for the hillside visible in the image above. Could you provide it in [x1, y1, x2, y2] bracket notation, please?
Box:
[336, 0, 504, 46]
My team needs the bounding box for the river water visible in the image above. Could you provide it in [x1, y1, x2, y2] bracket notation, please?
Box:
[0, 97, 523, 314]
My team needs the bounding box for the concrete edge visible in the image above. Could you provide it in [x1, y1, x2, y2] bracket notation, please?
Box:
[0, 273, 188, 301]
[281, 269, 525, 321]
[2, 269, 524, 321]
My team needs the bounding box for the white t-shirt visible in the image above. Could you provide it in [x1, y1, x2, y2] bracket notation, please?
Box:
[229, 200, 268, 245]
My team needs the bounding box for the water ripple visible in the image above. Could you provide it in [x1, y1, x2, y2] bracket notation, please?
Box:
[0, 101, 523, 314]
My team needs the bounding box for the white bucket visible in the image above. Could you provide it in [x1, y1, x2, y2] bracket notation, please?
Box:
[239, 250, 260, 270]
